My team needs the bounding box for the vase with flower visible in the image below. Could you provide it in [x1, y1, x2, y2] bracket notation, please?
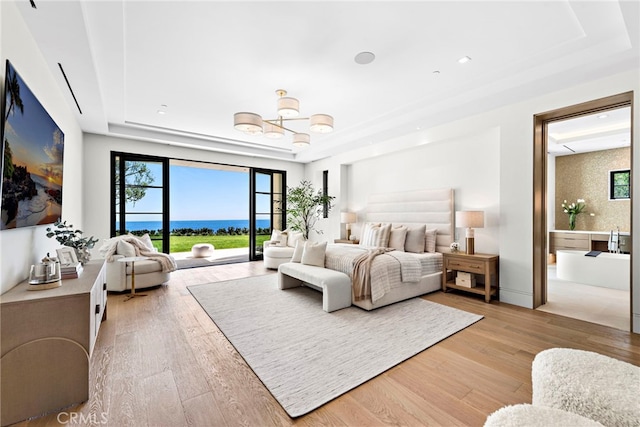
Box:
[561, 199, 586, 231]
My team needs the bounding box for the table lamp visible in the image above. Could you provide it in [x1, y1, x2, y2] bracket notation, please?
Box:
[455, 210, 484, 255]
[340, 212, 357, 240]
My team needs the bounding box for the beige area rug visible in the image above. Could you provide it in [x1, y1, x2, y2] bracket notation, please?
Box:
[188, 275, 483, 417]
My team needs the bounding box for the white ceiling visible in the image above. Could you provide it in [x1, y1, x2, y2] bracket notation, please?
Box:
[14, 1, 640, 163]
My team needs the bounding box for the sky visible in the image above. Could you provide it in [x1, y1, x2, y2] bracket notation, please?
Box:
[124, 163, 272, 221]
[3, 61, 64, 186]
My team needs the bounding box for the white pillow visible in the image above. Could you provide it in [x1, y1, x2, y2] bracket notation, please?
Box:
[287, 230, 304, 248]
[139, 233, 155, 250]
[389, 225, 408, 251]
[359, 222, 381, 246]
[425, 228, 437, 253]
[405, 225, 426, 253]
[291, 240, 305, 263]
[361, 223, 391, 247]
[117, 240, 136, 257]
[301, 241, 327, 267]
[270, 229, 288, 247]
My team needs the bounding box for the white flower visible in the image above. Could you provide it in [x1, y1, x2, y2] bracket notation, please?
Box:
[577, 199, 585, 203]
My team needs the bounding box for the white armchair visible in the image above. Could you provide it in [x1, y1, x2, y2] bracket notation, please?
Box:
[100, 234, 175, 292]
[105, 254, 172, 292]
[263, 230, 304, 269]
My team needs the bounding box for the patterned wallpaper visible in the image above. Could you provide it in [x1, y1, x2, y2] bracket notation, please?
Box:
[555, 147, 631, 232]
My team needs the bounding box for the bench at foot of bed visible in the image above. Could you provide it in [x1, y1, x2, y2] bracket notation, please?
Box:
[278, 262, 351, 312]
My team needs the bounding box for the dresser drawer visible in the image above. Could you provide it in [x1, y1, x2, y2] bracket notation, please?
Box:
[554, 238, 590, 250]
[445, 257, 484, 273]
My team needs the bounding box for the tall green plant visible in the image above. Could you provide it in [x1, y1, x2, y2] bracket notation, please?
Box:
[286, 180, 335, 240]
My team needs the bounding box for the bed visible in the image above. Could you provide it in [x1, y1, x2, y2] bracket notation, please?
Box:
[326, 188, 454, 310]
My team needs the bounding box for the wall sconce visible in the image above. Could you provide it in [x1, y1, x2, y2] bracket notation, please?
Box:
[456, 210, 484, 255]
[340, 212, 357, 240]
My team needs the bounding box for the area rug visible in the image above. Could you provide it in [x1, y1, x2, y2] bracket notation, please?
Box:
[188, 275, 483, 417]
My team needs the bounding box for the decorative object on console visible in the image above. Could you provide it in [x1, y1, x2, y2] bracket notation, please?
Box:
[233, 89, 334, 147]
[286, 180, 335, 240]
[1, 60, 65, 230]
[46, 220, 99, 265]
[561, 198, 586, 231]
[340, 211, 357, 241]
[455, 210, 484, 255]
[28, 254, 61, 290]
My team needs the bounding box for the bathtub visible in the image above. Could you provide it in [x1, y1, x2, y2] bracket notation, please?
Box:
[556, 250, 630, 290]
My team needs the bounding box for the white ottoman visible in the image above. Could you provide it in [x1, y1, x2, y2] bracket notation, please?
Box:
[278, 263, 352, 312]
[191, 243, 214, 258]
[532, 348, 640, 427]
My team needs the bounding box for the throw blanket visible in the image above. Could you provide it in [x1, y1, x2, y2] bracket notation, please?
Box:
[325, 244, 443, 303]
[102, 236, 177, 272]
[352, 248, 394, 302]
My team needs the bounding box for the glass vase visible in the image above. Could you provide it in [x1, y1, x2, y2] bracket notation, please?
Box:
[569, 213, 576, 231]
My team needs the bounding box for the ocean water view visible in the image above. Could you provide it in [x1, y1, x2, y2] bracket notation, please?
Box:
[118, 219, 271, 232]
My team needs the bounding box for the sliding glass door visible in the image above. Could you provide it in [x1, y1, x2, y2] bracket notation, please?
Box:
[111, 152, 169, 252]
[250, 168, 286, 260]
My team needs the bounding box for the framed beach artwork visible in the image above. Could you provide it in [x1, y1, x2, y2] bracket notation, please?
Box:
[1, 60, 64, 230]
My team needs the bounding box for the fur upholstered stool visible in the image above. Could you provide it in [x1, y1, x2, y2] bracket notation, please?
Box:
[532, 348, 640, 427]
[484, 403, 604, 427]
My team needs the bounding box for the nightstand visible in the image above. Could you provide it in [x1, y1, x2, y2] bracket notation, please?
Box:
[334, 239, 359, 244]
[442, 252, 499, 302]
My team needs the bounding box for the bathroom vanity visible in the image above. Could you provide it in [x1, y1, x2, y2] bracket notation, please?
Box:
[549, 230, 631, 255]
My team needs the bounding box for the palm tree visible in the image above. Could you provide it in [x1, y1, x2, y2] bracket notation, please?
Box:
[5, 67, 24, 122]
[3, 139, 14, 179]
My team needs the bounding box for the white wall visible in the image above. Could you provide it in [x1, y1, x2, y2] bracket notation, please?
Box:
[82, 133, 305, 251]
[305, 69, 639, 333]
[1, 2, 84, 294]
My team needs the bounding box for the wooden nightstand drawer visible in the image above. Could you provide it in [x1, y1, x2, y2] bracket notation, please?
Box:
[445, 257, 484, 273]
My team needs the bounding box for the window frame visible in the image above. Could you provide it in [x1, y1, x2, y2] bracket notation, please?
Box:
[609, 168, 631, 201]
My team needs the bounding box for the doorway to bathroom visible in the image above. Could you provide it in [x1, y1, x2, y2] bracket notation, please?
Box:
[532, 93, 633, 331]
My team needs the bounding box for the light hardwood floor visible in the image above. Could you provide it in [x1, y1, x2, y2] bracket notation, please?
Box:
[17, 261, 640, 427]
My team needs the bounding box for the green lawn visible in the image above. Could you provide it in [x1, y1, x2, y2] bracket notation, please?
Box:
[150, 234, 271, 253]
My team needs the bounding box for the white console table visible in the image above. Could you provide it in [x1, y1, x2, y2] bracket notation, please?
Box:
[0, 260, 107, 426]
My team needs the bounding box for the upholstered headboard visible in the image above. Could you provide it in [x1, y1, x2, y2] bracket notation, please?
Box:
[360, 188, 454, 254]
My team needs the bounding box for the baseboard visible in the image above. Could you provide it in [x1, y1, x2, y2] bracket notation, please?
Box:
[498, 287, 533, 309]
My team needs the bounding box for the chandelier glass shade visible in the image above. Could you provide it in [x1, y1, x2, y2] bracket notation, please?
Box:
[233, 89, 333, 147]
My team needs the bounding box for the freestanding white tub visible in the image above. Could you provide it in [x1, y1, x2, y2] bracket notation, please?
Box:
[556, 250, 630, 290]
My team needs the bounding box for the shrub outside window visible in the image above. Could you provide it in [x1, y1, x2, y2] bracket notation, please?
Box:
[609, 169, 630, 200]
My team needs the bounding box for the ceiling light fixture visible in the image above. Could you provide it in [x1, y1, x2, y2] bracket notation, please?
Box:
[234, 89, 334, 147]
[458, 56, 472, 64]
[354, 51, 375, 65]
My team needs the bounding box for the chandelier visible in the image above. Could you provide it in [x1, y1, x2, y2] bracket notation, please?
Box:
[233, 89, 334, 147]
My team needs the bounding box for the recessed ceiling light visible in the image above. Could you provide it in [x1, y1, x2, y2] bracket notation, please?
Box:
[432, 70, 440, 74]
[598, 114, 609, 119]
[355, 51, 375, 65]
[157, 104, 168, 114]
[457, 56, 472, 64]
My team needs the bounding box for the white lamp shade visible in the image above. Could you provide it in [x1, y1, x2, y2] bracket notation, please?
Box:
[455, 211, 484, 228]
[277, 97, 300, 118]
[263, 122, 284, 139]
[234, 112, 263, 135]
[340, 212, 357, 224]
[309, 114, 334, 133]
[292, 133, 310, 147]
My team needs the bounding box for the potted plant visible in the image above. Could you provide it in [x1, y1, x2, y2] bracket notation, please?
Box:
[286, 180, 335, 240]
[46, 220, 99, 264]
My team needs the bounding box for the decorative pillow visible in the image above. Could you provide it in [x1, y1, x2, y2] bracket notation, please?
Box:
[139, 233, 155, 250]
[405, 225, 426, 253]
[361, 223, 391, 247]
[301, 241, 327, 267]
[359, 222, 381, 246]
[287, 230, 304, 248]
[270, 229, 288, 247]
[116, 239, 136, 257]
[425, 228, 437, 253]
[388, 225, 408, 251]
[291, 240, 305, 263]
